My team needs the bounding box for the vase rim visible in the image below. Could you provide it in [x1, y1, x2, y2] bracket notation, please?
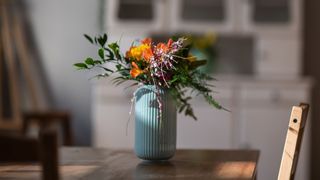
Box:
[135, 84, 169, 92]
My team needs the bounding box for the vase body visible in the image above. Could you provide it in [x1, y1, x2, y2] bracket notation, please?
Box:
[134, 85, 177, 160]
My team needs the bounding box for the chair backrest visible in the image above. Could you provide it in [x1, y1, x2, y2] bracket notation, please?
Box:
[0, 126, 59, 180]
[277, 103, 309, 180]
[0, 1, 73, 146]
[0, 0, 52, 131]
[22, 111, 73, 146]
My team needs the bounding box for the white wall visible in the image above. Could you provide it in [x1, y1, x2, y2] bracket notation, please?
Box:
[28, 0, 101, 145]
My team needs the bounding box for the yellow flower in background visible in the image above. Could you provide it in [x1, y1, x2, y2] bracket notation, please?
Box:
[187, 54, 197, 62]
[193, 32, 217, 49]
[126, 44, 150, 60]
[206, 32, 217, 45]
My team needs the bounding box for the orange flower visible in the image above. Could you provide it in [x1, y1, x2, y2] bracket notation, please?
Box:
[141, 38, 152, 45]
[156, 43, 169, 53]
[126, 47, 134, 58]
[126, 38, 154, 62]
[167, 39, 173, 48]
[126, 44, 151, 61]
[142, 48, 153, 61]
[130, 62, 143, 78]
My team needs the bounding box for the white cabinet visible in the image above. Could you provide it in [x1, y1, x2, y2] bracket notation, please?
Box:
[101, 1, 309, 178]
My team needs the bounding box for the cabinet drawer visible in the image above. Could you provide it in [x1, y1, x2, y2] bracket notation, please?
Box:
[239, 86, 309, 104]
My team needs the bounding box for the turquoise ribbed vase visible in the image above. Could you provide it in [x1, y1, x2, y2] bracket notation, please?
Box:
[134, 85, 177, 161]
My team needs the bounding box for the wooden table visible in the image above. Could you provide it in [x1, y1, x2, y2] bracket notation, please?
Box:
[0, 148, 259, 180]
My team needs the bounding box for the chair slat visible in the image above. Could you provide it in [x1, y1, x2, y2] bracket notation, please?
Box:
[0, 126, 59, 180]
[278, 103, 309, 180]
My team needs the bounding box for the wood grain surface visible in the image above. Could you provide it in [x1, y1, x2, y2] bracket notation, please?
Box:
[0, 148, 259, 180]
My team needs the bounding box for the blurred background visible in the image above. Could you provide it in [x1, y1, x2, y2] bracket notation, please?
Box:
[1, 0, 320, 179]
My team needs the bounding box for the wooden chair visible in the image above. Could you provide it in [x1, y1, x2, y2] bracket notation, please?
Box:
[22, 111, 73, 146]
[0, 125, 59, 180]
[0, 0, 73, 145]
[277, 103, 309, 180]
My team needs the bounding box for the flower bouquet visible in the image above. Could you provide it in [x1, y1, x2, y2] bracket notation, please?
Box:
[74, 34, 226, 160]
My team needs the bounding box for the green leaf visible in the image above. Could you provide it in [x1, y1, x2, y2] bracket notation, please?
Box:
[185, 107, 197, 120]
[94, 60, 102, 64]
[111, 77, 125, 85]
[108, 42, 121, 59]
[112, 76, 125, 81]
[98, 48, 104, 59]
[74, 63, 88, 69]
[168, 77, 178, 84]
[114, 80, 126, 86]
[90, 73, 109, 80]
[97, 34, 108, 47]
[108, 42, 119, 51]
[179, 104, 186, 113]
[103, 34, 108, 45]
[116, 64, 122, 70]
[85, 58, 94, 65]
[203, 93, 230, 112]
[84, 34, 93, 44]
[99, 66, 113, 73]
[105, 48, 114, 60]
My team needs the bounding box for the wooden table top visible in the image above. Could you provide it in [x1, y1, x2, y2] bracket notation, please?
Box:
[0, 148, 259, 180]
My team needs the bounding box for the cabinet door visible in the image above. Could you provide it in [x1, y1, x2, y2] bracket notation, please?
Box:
[239, 0, 301, 36]
[106, 0, 166, 33]
[170, 0, 237, 33]
[253, 0, 290, 23]
[255, 36, 301, 78]
[92, 82, 135, 149]
[94, 102, 135, 149]
[240, 105, 309, 180]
